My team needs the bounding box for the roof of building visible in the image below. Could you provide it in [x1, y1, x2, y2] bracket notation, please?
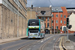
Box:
[27, 7, 63, 17]
[52, 7, 63, 12]
[68, 11, 75, 13]
[27, 7, 63, 12]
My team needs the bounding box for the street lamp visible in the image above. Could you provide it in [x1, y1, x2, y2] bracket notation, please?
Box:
[49, 5, 52, 34]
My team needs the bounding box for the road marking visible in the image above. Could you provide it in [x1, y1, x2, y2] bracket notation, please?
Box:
[54, 37, 61, 50]
[27, 48, 31, 50]
[59, 37, 63, 50]
[41, 36, 53, 43]
[41, 40, 43, 43]
[2, 40, 32, 50]
[53, 38, 55, 40]
[19, 35, 54, 50]
[39, 36, 56, 50]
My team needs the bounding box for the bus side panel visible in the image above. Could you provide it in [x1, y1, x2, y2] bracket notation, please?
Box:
[40, 20, 45, 38]
[26, 28, 28, 36]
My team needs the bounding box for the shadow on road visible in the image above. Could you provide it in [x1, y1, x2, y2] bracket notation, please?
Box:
[21, 37, 41, 40]
[69, 35, 75, 42]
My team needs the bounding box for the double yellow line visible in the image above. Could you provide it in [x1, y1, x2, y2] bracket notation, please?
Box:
[59, 36, 64, 50]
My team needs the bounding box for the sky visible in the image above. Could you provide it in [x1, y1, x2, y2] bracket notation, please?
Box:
[27, 0, 75, 8]
[0, 0, 2, 3]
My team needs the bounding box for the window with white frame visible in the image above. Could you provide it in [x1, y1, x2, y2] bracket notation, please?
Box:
[60, 20, 62, 23]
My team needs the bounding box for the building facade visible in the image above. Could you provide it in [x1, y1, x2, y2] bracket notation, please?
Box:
[27, 10, 37, 21]
[67, 8, 75, 33]
[37, 7, 68, 33]
[0, 0, 27, 39]
[27, 7, 68, 34]
[52, 7, 68, 33]
[68, 13, 75, 33]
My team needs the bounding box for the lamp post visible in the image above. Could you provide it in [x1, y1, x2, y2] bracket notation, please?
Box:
[54, 20, 55, 34]
[49, 5, 52, 34]
[56, 9, 59, 34]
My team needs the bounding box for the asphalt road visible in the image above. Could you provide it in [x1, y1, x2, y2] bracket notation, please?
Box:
[69, 34, 75, 42]
[0, 34, 63, 50]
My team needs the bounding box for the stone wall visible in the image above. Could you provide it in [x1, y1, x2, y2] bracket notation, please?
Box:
[0, 5, 27, 39]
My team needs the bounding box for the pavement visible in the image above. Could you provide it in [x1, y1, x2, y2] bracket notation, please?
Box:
[0, 36, 27, 44]
[59, 35, 75, 50]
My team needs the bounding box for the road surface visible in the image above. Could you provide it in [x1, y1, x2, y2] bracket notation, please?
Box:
[0, 34, 63, 50]
[69, 34, 75, 42]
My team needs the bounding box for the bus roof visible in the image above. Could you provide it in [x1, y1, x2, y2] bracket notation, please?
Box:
[28, 19, 39, 21]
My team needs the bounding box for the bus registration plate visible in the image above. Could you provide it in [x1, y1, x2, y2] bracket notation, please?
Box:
[33, 37, 35, 38]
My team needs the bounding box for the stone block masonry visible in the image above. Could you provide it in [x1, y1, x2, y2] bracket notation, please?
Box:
[0, 4, 27, 39]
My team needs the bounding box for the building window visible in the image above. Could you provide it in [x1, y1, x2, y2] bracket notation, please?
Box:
[37, 17, 39, 19]
[47, 17, 49, 21]
[52, 14, 53, 17]
[64, 21, 66, 24]
[64, 15, 66, 18]
[41, 11, 46, 15]
[56, 20, 58, 23]
[52, 20, 53, 23]
[11, 19, 13, 23]
[56, 26, 58, 29]
[56, 14, 58, 17]
[14, 0, 22, 9]
[60, 20, 62, 23]
[52, 26, 53, 29]
[61, 14, 62, 17]
[45, 23, 46, 28]
[47, 23, 49, 28]
[44, 17, 46, 21]
[60, 26, 62, 30]
[41, 17, 44, 20]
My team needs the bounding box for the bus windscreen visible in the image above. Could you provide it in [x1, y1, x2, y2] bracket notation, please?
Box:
[28, 20, 39, 26]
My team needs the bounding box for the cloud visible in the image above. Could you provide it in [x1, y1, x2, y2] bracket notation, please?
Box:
[0, 0, 2, 3]
[27, 0, 75, 7]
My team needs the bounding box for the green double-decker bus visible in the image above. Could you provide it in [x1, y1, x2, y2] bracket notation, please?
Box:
[27, 19, 45, 38]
